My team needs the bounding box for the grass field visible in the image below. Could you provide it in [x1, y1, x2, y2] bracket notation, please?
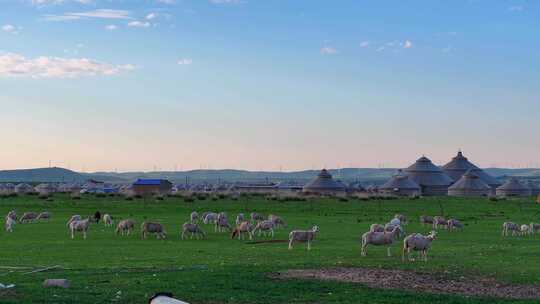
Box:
[1, 194, 540, 303]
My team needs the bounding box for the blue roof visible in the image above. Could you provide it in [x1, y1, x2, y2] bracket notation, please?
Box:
[133, 179, 169, 186]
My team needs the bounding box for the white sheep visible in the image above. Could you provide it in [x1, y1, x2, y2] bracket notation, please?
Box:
[5, 216, 15, 232]
[369, 223, 385, 232]
[203, 213, 218, 224]
[67, 215, 81, 227]
[235, 213, 245, 225]
[190, 211, 199, 223]
[520, 224, 530, 236]
[103, 214, 113, 227]
[288, 226, 319, 250]
[252, 220, 274, 238]
[250, 212, 264, 223]
[268, 214, 286, 228]
[141, 222, 167, 239]
[215, 216, 231, 232]
[36, 212, 51, 221]
[231, 221, 253, 240]
[384, 223, 405, 238]
[361, 225, 402, 257]
[447, 218, 463, 231]
[529, 223, 540, 234]
[182, 222, 206, 239]
[402, 231, 437, 262]
[419, 215, 434, 227]
[19, 212, 38, 223]
[502, 222, 520, 236]
[6, 210, 16, 221]
[69, 218, 90, 239]
[394, 214, 408, 225]
[116, 219, 136, 236]
[433, 216, 448, 230]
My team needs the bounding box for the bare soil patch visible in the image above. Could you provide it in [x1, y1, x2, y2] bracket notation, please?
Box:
[271, 268, 540, 299]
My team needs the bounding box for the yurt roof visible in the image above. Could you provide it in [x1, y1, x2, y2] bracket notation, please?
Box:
[380, 170, 420, 190]
[404, 156, 453, 186]
[497, 177, 529, 191]
[448, 170, 491, 191]
[303, 169, 346, 191]
[442, 151, 500, 186]
[15, 183, 33, 190]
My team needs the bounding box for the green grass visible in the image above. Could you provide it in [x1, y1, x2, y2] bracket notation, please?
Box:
[0, 194, 539, 303]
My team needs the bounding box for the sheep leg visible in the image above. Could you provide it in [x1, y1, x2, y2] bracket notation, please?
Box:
[387, 247, 391, 257]
[288, 240, 293, 250]
[71, 229, 74, 239]
[271, 229, 274, 238]
[307, 241, 311, 251]
[83, 231, 87, 239]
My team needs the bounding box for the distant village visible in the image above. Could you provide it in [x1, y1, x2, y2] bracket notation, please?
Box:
[0, 152, 538, 199]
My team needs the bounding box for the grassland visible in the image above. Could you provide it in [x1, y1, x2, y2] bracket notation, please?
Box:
[1, 194, 539, 303]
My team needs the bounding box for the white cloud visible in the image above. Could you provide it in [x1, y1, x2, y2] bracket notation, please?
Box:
[156, 0, 176, 3]
[105, 24, 118, 31]
[177, 58, 193, 65]
[44, 9, 132, 22]
[403, 40, 413, 49]
[0, 52, 135, 78]
[509, 5, 524, 12]
[146, 13, 157, 20]
[128, 21, 151, 28]
[210, 0, 242, 4]
[2, 24, 20, 35]
[30, 0, 93, 5]
[359, 41, 370, 48]
[320, 47, 338, 55]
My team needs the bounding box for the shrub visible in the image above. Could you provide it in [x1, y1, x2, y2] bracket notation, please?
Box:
[338, 197, 349, 202]
[125, 196, 134, 201]
[38, 194, 48, 200]
[71, 194, 81, 200]
[184, 197, 195, 203]
[95, 193, 106, 198]
[155, 195, 164, 201]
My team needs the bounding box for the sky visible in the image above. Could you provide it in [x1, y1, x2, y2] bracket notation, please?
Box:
[0, 0, 539, 172]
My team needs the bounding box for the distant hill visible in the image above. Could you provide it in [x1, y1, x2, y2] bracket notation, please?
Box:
[1, 167, 539, 184]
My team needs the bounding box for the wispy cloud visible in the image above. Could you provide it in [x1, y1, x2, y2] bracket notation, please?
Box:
[2, 24, 21, 35]
[0, 52, 135, 78]
[210, 0, 243, 4]
[44, 9, 132, 22]
[156, 0, 176, 4]
[105, 24, 118, 31]
[403, 40, 413, 49]
[177, 58, 193, 65]
[146, 13, 158, 20]
[359, 41, 370, 48]
[509, 5, 524, 12]
[320, 46, 338, 55]
[364, 40, 413, 52]
[30, 0, 94, 5]
[127, 21, 151, 28]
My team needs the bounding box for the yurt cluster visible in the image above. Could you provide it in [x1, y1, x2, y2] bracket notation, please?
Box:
[0, 151, 538, 200]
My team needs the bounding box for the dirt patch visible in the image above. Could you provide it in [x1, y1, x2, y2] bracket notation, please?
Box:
[271, 268, 540, 300]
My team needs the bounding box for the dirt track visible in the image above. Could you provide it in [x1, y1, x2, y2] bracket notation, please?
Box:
[271, 268, 540, 299]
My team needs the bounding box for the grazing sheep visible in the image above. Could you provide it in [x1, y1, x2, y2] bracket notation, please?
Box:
[502, 222, 520, 236]
[69, 218, 90, 239]
[529, 223, 540, 234]
[402, 231, 437, 262]
[394, 214, 408, 225]
[235, 213, 245, 225]
[141, 222, 167, 239]
[520, 224, 530, 236]
[6, 210, 16, 221]
[190, 211, 199, 223]
[250, 212, 264, 223]
[384, 223, 405, 238]
[433, 216, 448, 230]
[252, 220, 274, 238]
[448, 218, 463, 231]
[103, 214, 113, 227]
[369, 223, 385, 233]
[268, 214, 286, 228]
[181, 222, 206, 240]
[116, 219, 135, 236]
[19, 212, 38, 223]
[389, 218, 401, 227]
[67, 215, 81, 227]
[217, 212, 227, 222]
[231, 221, 254, 240]
[215, 216, 231, 232]
[419, 215, 434, 227]
[361, 225, 402, 257]
[36, 212, 51, 221]
[203, 212, 218, 224]
[288, 226, 319, 250]
[5, 216, 15, 232]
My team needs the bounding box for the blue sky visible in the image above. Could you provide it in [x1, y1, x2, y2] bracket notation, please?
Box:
[0, 0, 539, 172]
